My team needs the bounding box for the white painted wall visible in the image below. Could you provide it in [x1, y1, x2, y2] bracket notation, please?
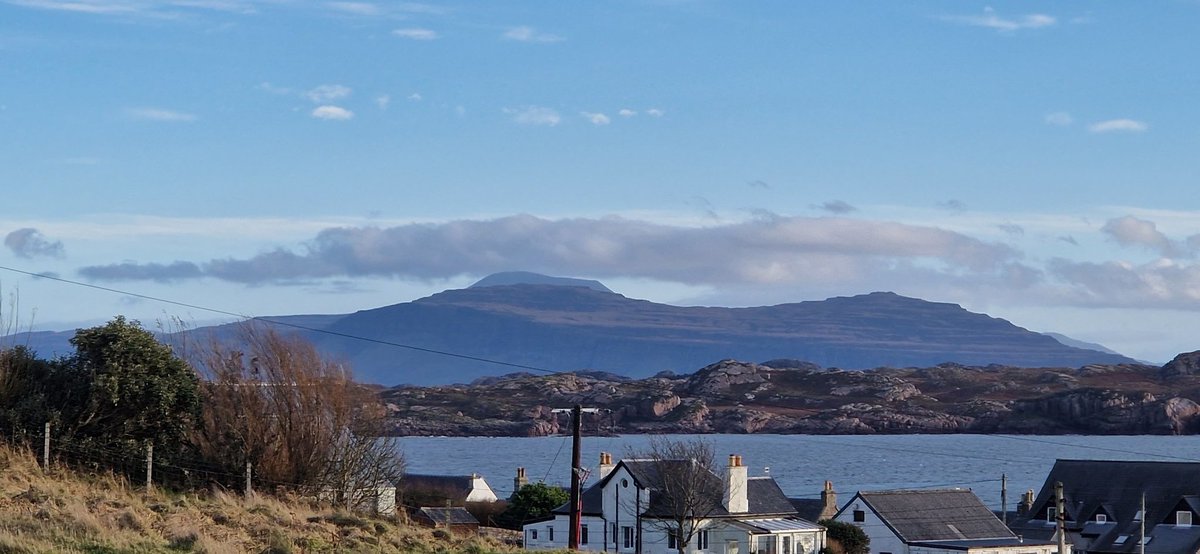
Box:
[832, 499, 906, 554]
[466, 474, 500, 503]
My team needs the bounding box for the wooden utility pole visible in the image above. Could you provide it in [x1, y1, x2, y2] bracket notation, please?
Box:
[1055, 481, 1066, 554]
[569, 404, 582, 550]
[1001, 474, 1008, 526]
[551, 404, 598, 551]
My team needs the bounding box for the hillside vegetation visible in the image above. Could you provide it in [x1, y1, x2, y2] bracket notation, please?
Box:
[0, 443, 517, 554]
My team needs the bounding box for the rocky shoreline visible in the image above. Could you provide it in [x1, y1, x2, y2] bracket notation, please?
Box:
[380, 352, 1200, 437]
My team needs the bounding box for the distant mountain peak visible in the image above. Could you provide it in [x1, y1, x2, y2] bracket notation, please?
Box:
[469, 271, 613, 293]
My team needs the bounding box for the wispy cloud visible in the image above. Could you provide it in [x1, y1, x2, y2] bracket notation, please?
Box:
[814, 200, 856, 214]
[125, 107, 197, 122]
[941, 7, 1056, 31]
[645, 108, 664, 118]
[305, 84, 351, 103]
[938, 199, 968, 213]
[311, 105, 354, 120]
[407, 92, 422, 102]
[618, 109, 637, 118]
[375, 94, 390, 109]
[505, 106, 560, 126]
[326, 1, 378, 16]
[1044, 112, 1073, 126]
[7, 0, 143, 14]
[4, 228, 65, 259]
[393, 27, 438, 40]
[1088, 119, 1148, 133]
[580, 111, 610, 126]
[7, 0, 256, 16]
[502, 26, 563, 43]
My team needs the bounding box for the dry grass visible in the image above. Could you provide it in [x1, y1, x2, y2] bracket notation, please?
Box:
[0, 443, 524, 553]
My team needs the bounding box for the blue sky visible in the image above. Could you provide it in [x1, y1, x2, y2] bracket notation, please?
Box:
[1, 1, 1198, 363]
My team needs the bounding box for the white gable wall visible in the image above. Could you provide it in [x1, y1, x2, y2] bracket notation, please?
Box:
[832, 497, 906, 554]
[603, 465, 651, 553]
[466, 474, 499, 503]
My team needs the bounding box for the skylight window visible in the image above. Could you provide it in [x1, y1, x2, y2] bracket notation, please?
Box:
[1114, 536, 1129, 545]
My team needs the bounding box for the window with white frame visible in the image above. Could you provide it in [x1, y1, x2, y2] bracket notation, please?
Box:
[1096, 513, 1107, 523]
[548, 526, 554, 542]
[669, 530, 678, 550]
[783, 535, 792, 554]
[1179, 511, 1193, 526]
[623, 526, 634, 549]
[698, 529, 709, 550]
[1047, 507, 1057, 523]
[582, 524, 589, 544]
[531, 529, 538, 540]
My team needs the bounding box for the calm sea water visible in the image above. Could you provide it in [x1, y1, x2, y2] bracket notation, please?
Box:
[398, 434, 1200, 511]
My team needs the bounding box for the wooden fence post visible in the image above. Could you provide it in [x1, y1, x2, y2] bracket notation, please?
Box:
[42, 422, 50, 470]
[145, 444, 154, 492]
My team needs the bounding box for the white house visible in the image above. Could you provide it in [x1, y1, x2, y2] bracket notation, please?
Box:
[525, 452, 825, 554]
[832, 488, 1063, 554]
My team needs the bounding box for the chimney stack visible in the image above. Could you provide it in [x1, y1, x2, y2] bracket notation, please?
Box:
[724, 454, 748, 513]
[820, 480, 839, 521]
[598, 452, 615, 480]
[514, 467, 528, 495]
[1018, 489, 1035, 516]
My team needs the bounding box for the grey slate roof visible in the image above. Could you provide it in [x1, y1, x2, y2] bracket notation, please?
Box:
[590, 459, 799, 519]
[1008, 459, 1200, 554]
[552, 482, 604, 516]
[790, 498, 828, 522]
[852, 489, 1015, 542]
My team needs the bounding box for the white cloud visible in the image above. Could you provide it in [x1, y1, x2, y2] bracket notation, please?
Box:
[407, 92, 422, 102]
[645, 108, 664, 118]
[311, 105, 354, 120]
[1101, 215, 1185, 258]
[581, 112, 611, 126]
[256, 82, 293, 95]
[502, 26, 563, 43]
[375, 94, 390, 109]
[1044, 112, 1073, 126]
[7, 0, 144, 14]
[326, 1, 379, 16]
[305, 84, 352, 103]
[618, 109, 637, 118]
[393, 27, 438, 40]
[125, 107, 197, 122]
[941, 7, 1056, 31]
[505, 106, 560, 126]
[1088, 119, 1148, 133]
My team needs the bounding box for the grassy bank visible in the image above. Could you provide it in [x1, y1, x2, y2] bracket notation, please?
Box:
[0, 443, 522, 553]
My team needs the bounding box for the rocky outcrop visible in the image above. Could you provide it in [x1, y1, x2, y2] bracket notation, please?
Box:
[381, 355, 1200, 437]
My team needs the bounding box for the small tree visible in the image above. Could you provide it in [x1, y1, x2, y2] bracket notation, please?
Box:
[497, 482, 569, 529]
[58, 316, 200, 468]
[628, 437, 725, 554]
[820, 519, 869, 554]
[187, 322, 403, 499]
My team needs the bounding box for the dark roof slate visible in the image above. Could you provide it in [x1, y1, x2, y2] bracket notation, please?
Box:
[417, 507, 479, 525]
[790, 498, 827, 522]
[857, 489, 1015, 543]
[1008, 459, 1200, 554]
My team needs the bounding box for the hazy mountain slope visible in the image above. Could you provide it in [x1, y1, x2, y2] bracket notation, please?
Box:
[304, 285, 1136, 384]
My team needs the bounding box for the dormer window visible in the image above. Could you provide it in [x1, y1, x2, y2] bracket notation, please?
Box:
[1178, 511, 1193, 526]
[1047, 507, 1057, 523]
[1096, 514, 1107, 524]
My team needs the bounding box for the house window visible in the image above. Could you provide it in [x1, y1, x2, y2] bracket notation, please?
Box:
[853, 510, 865, 522]
[612, 523, 618, 545]
[582, 524, 589, 544]
[669, 530, 678, 550]
[698, 530, 710, 550]
[623, 526, 634, 549]
[1114, 535, 1129, 545]
[783, 535, 792, 554]
[756, 536, 777, 554]
[1047, 507, 1057, 523]
[531, 529, 538, 540]
[1096, 514, 1106, 523]
[1179, 511, 1193, 526]
[1134, 510, 1144, 521]
[548, 526, 554, 542]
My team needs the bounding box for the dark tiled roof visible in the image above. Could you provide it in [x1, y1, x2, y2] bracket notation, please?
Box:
[791, 498, 827, 522]
[908, 538, 1057, 551]
[552, 482, 604, 516]
[856, 489, 1015, 542]
[1008, 459, 1200, 554]
[417, 507, 479, 525]
[403, 474, 473, 492]
[603, 460, 799, 519]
